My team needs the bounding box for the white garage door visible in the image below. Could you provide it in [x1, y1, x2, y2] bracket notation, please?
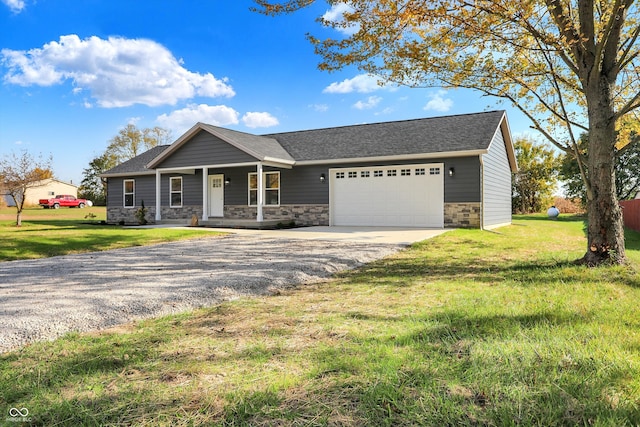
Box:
[330, 163, 444, 227]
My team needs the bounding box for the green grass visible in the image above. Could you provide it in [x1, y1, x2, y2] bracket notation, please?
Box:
[0, 207, 223, 261]
[1, 215, 639, 425]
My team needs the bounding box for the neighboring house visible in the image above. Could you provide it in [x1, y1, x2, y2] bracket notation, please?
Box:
[1, 178, 78, 207]
[102, 110, 517, 229]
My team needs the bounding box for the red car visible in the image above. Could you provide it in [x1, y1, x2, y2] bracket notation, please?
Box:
[39, 195, 90, 209]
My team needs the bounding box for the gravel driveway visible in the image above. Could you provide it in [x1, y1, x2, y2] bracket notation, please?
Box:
[0, 233, 402, 353]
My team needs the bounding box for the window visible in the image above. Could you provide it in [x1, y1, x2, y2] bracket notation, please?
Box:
[348, 171, 358, 178]
[361, 171, 370, 178]
[387, 169, 397, 177]
[430, 167, 441, 175]
[170, 177, 182, 207]
[415, 168, 426, 176]
[249, 171, 280, 206]
[401, 169, 411, 176]
[123, 179, 135, 208]
[335, 172, 345, 179]
[374, 170, 383, 177]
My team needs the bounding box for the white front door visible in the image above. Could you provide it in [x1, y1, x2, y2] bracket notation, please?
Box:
[208, 174, 224, 217]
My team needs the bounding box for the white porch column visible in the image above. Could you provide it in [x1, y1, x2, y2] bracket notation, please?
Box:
[256, 162, 264, 222]
[155, 169, 161, 221]
[202, 167, 208, 221]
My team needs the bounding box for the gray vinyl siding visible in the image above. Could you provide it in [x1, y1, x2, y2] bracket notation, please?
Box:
[441, 157, 481, 203]
[157, 130, 257, 169]
[213, 166, 330, 205]
[106, 175, 156, 208]
[482, 129, 512, 227]
[107, 157, 483, 211]
[160, 171, 205, 206]
[280, 165, 330, 204]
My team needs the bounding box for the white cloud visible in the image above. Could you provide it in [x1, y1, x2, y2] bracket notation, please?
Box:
[423, 90, 453, 112]
[1, 35, 235, 108]
[309, 103, 329, 112]
[242, 112, 279, 128]
[157, 104, 240, 133]
[2, 0, 25, 13]
[323, 74, 384, 94]
[322, 3, 359, 35]
[353, 96, 382, 110]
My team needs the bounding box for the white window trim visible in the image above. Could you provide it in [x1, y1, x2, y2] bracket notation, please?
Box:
[123, 179, 135, 208]
[248, 171, 280, 206]
[170, 176, 183, 208]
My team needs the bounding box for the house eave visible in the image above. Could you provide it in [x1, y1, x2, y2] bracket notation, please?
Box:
[100, 171, 156, 178]
[294, 150, 488, 166]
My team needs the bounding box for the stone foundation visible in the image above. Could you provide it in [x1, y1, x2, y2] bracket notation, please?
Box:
[224, 204, 329, 226]
[109, 203, 479, 228]
[107, 206, 157, 225]
[107, 205, 203, 225]
[444, 202, 481, 228]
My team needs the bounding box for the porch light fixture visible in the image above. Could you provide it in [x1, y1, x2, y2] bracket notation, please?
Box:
[448, 167, 455, 177]
[224, 177, 231, 185]
[320, 173, 326, 183]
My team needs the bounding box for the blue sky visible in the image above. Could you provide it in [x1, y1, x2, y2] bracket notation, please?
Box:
[0, 0, 531, 185]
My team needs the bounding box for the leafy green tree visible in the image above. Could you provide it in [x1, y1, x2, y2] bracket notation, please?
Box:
[561, 132, 640, 204]
[513, 138, 560, 214]
[106, 124, 172, 164]
[255, 0, 640, 265]
[79, 153, 118, 206]
[81, 125, 172, 204]
[0, 150, 52, 226]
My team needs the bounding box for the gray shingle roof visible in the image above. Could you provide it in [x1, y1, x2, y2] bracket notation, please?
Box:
[199, 124, 295, 163]
[102, 145, 170, 176]
[264, 110, 506, 162]
[103, 111, 508, 175]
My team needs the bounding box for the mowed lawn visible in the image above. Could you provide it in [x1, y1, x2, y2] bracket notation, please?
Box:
[1, 214, 639, 425]
[0, 206, 223, 261]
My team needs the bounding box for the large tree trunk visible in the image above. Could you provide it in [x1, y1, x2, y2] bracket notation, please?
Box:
[582, 81, 626, 265]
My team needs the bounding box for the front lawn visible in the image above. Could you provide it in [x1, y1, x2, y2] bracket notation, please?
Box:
[1, 215, 639, 425]
[0, 207, 223, 261]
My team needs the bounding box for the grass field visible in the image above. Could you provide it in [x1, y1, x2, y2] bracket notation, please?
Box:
[1, 214, 639, 425]
[0, 206, 223, 261]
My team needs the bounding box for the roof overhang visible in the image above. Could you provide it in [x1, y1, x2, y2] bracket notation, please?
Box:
[100, 171, 155, 178]
[294, 150, 488, 166]
[494, 111, 518, 173]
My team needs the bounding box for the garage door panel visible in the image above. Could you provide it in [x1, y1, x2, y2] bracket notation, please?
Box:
[330, 164, 444, 227]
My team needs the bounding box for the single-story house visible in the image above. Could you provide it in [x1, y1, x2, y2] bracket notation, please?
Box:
[102, 110, 517, 229]
[1, 178, 78, 207]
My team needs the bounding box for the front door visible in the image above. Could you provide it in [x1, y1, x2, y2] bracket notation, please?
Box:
[208, 174, 224, 217]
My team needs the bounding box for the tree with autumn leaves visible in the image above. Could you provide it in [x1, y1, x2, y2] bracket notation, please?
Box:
[255, 0, 640, 265]
[0, 150, 52, 226]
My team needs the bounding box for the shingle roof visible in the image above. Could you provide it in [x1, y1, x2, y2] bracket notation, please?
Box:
[198, 124, 295, 163]
[264, 110, 506, 162]
[103, 111, 509, 175]
[102, 145, 170, 176]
